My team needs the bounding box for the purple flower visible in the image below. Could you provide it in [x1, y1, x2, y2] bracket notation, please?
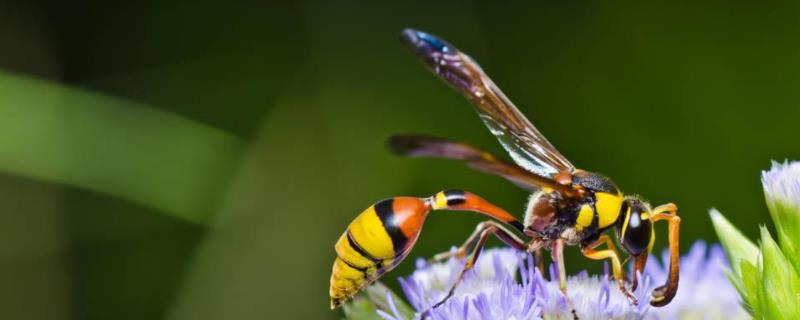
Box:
[374, 241, 746, 319]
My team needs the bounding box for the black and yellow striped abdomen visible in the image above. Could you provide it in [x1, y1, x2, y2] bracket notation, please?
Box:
[329, 190, 522, 308]
[330, 197, 429, 309]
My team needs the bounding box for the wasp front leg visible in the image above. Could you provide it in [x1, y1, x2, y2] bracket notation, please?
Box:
[329, 189, 524, 309]
[581, 234, 638, 305]
[630, 253, 648, 291]
[649, 203, 681, 307]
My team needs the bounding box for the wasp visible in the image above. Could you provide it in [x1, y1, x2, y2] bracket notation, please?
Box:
[329, 29, 681, 313]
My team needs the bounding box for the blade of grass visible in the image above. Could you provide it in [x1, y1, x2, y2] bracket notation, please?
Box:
[0, 71, 243, 223]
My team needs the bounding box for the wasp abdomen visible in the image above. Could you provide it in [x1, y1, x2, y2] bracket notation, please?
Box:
[330, 197, 430, 309]
[329, 190, 522, 308]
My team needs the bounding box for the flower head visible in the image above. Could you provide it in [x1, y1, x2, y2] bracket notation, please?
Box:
[711, 160, 800, 319]
[762, 160, 800, 210]
[367, 241, 743, 320]
[761, 161, 800, 272]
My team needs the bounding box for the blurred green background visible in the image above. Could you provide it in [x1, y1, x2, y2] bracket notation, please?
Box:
[1, 1, 799, 319]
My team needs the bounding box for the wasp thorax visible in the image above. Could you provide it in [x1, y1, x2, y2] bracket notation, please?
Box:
[616, 197, 654, 256]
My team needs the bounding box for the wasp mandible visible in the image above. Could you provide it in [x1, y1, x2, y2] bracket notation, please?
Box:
[329, 28, 681, 312]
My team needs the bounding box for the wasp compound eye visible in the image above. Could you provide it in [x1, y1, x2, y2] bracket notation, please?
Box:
[617, 199, 654, 257]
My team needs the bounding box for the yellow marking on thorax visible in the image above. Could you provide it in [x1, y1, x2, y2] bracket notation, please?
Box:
[595, 192, 623, 228]
[348, 207, 396, 259]
[542, 187, 554, 193]
[575, 204, 594, 231]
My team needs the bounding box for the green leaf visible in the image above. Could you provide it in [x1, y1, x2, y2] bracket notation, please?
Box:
[710, 209, 759, 280]
[0, 72, 243, 223]
[737, 260, 760, 316]
[764, 193, 800, 238]
[776, 227, 800, 277]
[758, 226, 800, 319]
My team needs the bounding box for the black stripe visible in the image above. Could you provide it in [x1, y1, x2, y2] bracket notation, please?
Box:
[346, 230, 381, 264]
[590, 200, 600, 231]
[337, 255, 369, 273]
[443, 189, 466, 205]
[374, 198, 409, 254]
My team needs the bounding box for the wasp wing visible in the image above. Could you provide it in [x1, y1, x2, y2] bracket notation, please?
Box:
[400, 29, 575, 178]
[388, 134, 571, 193]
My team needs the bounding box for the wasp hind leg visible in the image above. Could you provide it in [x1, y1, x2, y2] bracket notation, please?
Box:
[581, 234, 638, 305]
[420, 220, 527, 317]
[428, 220, 527, 264]
[428, 230, 544, 281]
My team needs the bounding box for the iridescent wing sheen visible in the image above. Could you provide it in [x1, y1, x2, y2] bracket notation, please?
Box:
[388, 134, 572, 193]
[400, 29, 575, 178]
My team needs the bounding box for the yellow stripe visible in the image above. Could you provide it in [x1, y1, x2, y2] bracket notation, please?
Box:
[334, 233, 376, 269]
[596, 192, 623, 228]
[348, 206, 396, 259]
[620, 205, 632, 241]
[333, 258, 367, 283]
[647, 221, 656, 253]
[434, 192, 448, 210]
[575, 204, 594, 231]
[330, 258, 368, 300]
[381, 258, 395, 271]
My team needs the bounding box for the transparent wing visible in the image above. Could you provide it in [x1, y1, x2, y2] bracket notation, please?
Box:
[387, 134, 572, 193]
[400, 29, 575, 177]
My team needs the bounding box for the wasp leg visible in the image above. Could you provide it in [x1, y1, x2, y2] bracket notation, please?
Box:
[551, 239, 580, 320]
[631, 253, 647, 291]
[649, 203, 681, 307]
[535, 248, 545, 275]
[581, 234, 638, 305]
[427, 227, 481, 263]
[552, 239, 567, 293]
[429, 219, 527, 263]
[330, 189, 524, 309]
[423, 221, 527, 315]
